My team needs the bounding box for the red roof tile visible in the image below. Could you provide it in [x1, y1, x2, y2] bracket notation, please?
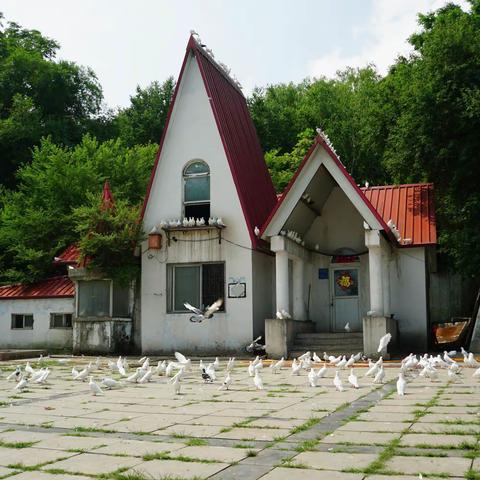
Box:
[53, 244, 80, 265]
[101, 180, 115, 211]
[141, 35, 277, 249]
[0, 276, 74, 300]
[362, 183, 437, 246]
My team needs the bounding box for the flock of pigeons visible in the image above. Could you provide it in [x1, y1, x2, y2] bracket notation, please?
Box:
[3, 334, 480, 399]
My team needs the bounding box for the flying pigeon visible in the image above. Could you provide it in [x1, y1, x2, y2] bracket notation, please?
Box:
[377, 333, 392, 353]
[184, 299, 223, 323]
[175, 352, 192, 371]
[254, 226, 260, 237]
[344, 322, 351, 332]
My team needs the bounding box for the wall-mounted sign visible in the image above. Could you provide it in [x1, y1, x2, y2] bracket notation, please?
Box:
[228, 282, 246, 298]
[318, 268, 329, 279]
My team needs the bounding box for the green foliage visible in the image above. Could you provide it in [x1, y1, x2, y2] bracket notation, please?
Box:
[265, 128, 315, 192]
[74, 195, 143, 285]
[116, 78, 175, 146]
[0, 136, 156, 284]
[0, 14, 106, 187]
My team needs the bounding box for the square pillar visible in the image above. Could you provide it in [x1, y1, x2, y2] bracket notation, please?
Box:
[275, 250, 289, 313]
[365, 229, 384, 316]
[292, 258, 306, 320]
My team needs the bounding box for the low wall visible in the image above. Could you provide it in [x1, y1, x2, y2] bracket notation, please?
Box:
[73, 317, 133, 354]
[265, 318, 314, 358]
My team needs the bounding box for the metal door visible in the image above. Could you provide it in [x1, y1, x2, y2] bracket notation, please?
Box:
[330, 268, 361, 332]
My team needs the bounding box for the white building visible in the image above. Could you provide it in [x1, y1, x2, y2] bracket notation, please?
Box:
[0, 35, 439, 356]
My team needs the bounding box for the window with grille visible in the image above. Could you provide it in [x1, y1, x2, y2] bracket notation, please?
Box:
[78, 280, 110, 317]
[11, 314, 34, 329]
[50, 313, 73, 328]
[183, 161, 210, 220]
[167, 263, 225, 313]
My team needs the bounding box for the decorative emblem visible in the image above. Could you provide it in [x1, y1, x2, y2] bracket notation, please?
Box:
[336, 272, 354, 291]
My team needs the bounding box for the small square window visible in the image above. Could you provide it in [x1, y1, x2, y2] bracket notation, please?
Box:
[50, 313, 73, 329]
[11, 314, 34, 329]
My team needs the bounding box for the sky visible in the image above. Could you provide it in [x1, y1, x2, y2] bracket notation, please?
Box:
[0, 0, 470, 109]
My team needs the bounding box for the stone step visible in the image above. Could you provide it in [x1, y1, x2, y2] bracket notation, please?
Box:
[290, 344, 363, 352]
[295, 332, 363, 340]
[294, 337, 364, 347]
[289, 349, 362, 359]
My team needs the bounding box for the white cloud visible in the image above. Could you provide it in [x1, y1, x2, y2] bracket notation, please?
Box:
[309, 0, 470, 78]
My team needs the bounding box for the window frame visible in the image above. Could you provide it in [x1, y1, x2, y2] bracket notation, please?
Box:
[182, 160, 210, 218]
[167, 262, 225, 314]
[76, 280, 131, 318]
[11, 313, 34, 330]
[50, 312, 73, 329]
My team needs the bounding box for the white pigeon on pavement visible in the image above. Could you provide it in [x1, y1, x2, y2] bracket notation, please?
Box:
[313, 352, 322, 363]
[14, 376, 28, 391]
[248, 361, 255, 377]
[253, 370, 264, 390]
[308, 368, 319, 387]
[348, 368, 359, 389]
[7, 366, 22, 381]
[74, 367, 89, 382]
[172, 375, 181, 395]
[329, 355, 342, 365]
[101, 377, 119, 389]
[353, 352, 363, 362]
[345, 355, 355, 369]
[298, 351, 311, 362]
[333, 371, 344, 392]
[226, 357, 235, 372]
[397, 372, 406, 396]
[213, 357, 220, 369]
[165, 362, 175, 377]
[138, 367, 153, 384]
[317, 362, 328, 378]
[291, 359, 302, 376]
[155, 360, 166, 375]
[89, 376, 103, 396]
[365, 360, 380, 378]
[270, 357, 284, 374]
[175, 352, 192, 371]
[336, 356, 348, 369]
[126, 368, 142, 383]
[206, 363, 216, 381]
[466, 353, 480, 368]
[373, 366, 385, 384]
[218, 372, 232, 391]
[25, 362, 35, 376]
[377, 333, 392, 353]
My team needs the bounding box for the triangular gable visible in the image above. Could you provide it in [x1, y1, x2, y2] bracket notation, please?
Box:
[261, 134, 396, 243]
[141, 35, 277, 249]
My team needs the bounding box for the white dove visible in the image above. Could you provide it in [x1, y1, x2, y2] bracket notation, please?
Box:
[248, 361, 255, 377]
[308, 368, 319, 387]
[89, 376, 103, 396]
[298, 351, 311, 361]
[74, 368, 89, 382]
[138, 367, 153, 384]
[218, 372, 232, 391]
[155, 360, 166, 375]
[472, 367, 480, 378]
[353, 352, 363, 362]
[206, 363, 216, 381]
[253, 370, 264, 390]
[344, 322, 351, 332]
[175, 352, 192, 371]
[333, 371, 344, 392]
[329, 355, 342, 365]
[226, 357, 235, 372]
[35, 368, 50, 384]
[377, 333, 392, 353]
[71, 367, 79, 379]
[373, 366, 385, 384]
[24, 362, 35, 376]
[213, 357, 220, 369]
[365, 361, 380, 378]
[270, 357, 284, 374]
[126, 368, 142, 383]
[15, 376, 28, 391]
[316, 362, 328, 378]
[345, 355, 355, 369]
[313, 352, 322, 363]
[291, 359, 302, 376]
[348, 368, 359, 389]
[7, 367, 22, 381]
[336, 356, 348, 369]
[172, 375, 181, 395]
[184, 298, 223, 323]
[165, 362, 175, 377]
[138, 356, 147, 365]
[101, 377, 119, 389]
[397, 372, 406, 396]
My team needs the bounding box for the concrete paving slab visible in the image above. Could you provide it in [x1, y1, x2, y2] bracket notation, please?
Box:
[12, 472, 92, 480]
[42, 452, 142, 475]
[400, 433, 477, 447]
[94, 438, 185, 456]
[293, 451, 377, 470]
[320, 430, 399, 445]
[337, 421, 408, 433]
[176, 445, 250, 462]
[0, 447, 76, 468]
[385, 455, 471, 476]
[259, 467, 364, 479]
[127, 458, 229, 478]
[216, 427, 291, 441]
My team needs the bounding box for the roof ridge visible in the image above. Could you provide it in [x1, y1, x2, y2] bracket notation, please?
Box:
[361, 182, 434, 189]
[189, 34, 244, 97]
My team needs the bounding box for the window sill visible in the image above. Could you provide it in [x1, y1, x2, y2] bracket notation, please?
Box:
[11, 328, 33, 330]
[50, 327, 73, 330]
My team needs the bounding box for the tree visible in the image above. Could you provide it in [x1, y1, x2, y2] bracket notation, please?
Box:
[116, 78, 175, 146]
[381, 1, 480, 275]
[0, 14, 105, 187]
[0, 135, 157, 284]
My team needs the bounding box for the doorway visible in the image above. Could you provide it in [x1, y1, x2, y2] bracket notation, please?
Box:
[330, 267, 361, 332]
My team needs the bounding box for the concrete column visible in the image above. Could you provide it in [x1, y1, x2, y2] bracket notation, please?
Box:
[275, 250, 289, 313]
[382, 250, 391, 317]
[365, 230, 384, 316]
[292, 258, 306, 320]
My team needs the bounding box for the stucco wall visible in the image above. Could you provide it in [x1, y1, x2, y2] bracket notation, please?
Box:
[141, 53, 255, 354]
[0, 297, 74, 350]
[389, 247, 428, 351]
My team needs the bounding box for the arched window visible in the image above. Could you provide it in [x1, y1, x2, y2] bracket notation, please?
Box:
[183, 160, 210, 219]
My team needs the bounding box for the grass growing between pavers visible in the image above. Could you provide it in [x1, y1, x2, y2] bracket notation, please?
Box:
[142, 451, 219, 463]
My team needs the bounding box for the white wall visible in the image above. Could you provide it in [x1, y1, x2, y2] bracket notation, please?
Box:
[141, 53, 255, 354]
[0, 298, 74, 350]
[389, 247, 428, 351]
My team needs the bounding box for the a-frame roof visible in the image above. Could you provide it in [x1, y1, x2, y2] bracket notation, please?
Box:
[261, 133, 398, 244]
[141, 35, 277, 249]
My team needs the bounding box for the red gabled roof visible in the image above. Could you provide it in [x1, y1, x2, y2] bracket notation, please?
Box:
[362, 183, 436, 246]
[53, 244, 80, 265]
[101, 180, 115, 211]
[0, 276, 74, 300]
[141, 35, 277, 249]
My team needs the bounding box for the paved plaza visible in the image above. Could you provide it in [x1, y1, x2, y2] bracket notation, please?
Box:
[0, 357, 476, 479]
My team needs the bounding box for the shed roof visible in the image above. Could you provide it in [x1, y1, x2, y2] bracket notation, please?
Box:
[362, 183, 436, 246]
[53, 244, 79, 265]
[141, 35, 277, 249]
[0, 276, 74, 300]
